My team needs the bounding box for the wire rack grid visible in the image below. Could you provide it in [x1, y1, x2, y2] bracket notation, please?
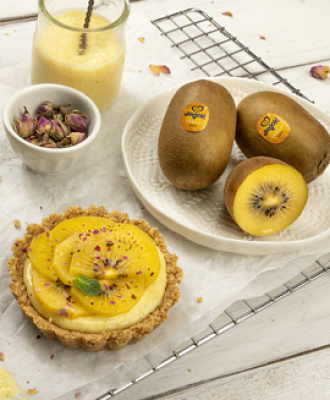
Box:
[94, 8, 324, 400]
[152, 8, 312, 102]
[95, 254, 330, 400]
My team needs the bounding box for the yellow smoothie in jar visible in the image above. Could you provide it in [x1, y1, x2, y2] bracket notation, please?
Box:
[31, 11, 125, 110]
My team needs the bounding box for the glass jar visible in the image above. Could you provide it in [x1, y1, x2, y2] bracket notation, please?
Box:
[31, 0, 130, 110]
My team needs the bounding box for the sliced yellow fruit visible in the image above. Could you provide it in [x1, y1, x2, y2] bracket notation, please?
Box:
[49, 216, 115, 247]
[233, 164, 308, 236]
[71, 275, 145, 316]
[32, 269, 87, 318]
[106, 223, 161, 283]
[70, 237, 153, 283]
[52, 234, 83, 285]
[29, 232, 57, 282]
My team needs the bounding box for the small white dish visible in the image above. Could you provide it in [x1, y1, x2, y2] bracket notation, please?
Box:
[122, 77, 330, 255]
[3, 83, 101, 175]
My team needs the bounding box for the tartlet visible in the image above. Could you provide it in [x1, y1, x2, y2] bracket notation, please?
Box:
[7, 205, 182, 351]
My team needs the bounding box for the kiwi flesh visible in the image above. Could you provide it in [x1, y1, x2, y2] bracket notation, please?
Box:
[236, 91, 330, 183]
[224, 156, 308, 236]
[158, 79, 236, 190]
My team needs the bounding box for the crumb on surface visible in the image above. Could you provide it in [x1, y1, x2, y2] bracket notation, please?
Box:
[196, 297, 203, 303]
[0, 352, 4, 362]
[14, 220, 21, 229]
[27, 388, 39, 395]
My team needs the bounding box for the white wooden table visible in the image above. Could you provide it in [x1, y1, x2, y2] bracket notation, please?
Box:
[2, 0, 330, 399]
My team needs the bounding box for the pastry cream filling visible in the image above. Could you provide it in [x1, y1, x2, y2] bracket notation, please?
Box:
[24, 249, 166, 333]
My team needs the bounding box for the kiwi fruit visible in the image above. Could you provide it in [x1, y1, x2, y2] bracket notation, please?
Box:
[236, 91, 330, 183]
[158, 79, 236, 190]
[224, 156, 308, 236]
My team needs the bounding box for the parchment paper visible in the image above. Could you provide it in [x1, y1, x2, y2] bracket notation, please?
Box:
[0, 11, 329, 400]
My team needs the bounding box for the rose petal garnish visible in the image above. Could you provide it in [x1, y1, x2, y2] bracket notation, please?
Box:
[44, 283, 50, 287]
[110, 301, 115, 305]
[94, 245, 101, 252]
[138, 37, 145, 44]
[103, 283, 110, 291]
[149, 64, 171, 76]
[222, 11, 233, 17]
[310, 65, 330, 79]
[92, 229, 100, 235]
[136, 270, 143, 275]
[27, 388, 39, 396]
[57, 308, 69, 317]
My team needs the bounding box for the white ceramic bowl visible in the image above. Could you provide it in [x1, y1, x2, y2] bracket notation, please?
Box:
[3, 83, 101, 175]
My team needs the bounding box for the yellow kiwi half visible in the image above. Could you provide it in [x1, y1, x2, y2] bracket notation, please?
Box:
[224, 156, 308, 236]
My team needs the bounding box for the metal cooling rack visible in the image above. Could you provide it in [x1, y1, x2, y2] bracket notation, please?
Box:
[94, 8, 324, 399]
[95, 254, 330, 400]
[151, 8, 312, 102]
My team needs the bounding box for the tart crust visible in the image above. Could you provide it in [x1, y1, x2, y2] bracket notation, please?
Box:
[7, 205, 183, 352]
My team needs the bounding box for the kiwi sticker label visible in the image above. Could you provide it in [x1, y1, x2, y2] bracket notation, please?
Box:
[257, 113, 291, 144]
[181, 103, 209, 132]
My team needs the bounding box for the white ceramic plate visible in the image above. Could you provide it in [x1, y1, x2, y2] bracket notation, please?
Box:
[121, 77, 330, 255]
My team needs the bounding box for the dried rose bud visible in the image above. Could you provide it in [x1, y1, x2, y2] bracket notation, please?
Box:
[50, 121, 66, 142]
[60, 105, 70, 116]
[56, 137, 71, 148]
[37, 116, 55, 136]
[69, 132, 87, 145]
[26, 137, 41, 146]
[44, 143, 57, 148]
[15, 110, 36, 138]
[55, 112, 64, 121]
[310, 65, 329, 79]
[65, 113, 87, 133]
[54, 117, 71, 136]
[36, 101, 55, 117]
[42, 132, 51, 145]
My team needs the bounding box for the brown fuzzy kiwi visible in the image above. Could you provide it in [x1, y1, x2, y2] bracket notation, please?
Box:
[236, 91, 330, 183]
[158, 79, 236, 190]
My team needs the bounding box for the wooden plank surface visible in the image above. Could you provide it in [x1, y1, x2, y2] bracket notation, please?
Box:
[97, 273, 330, 400]
[2, 1, 330, 399]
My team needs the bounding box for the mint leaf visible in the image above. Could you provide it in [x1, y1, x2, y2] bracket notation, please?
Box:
[73, 274, 101, 296]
